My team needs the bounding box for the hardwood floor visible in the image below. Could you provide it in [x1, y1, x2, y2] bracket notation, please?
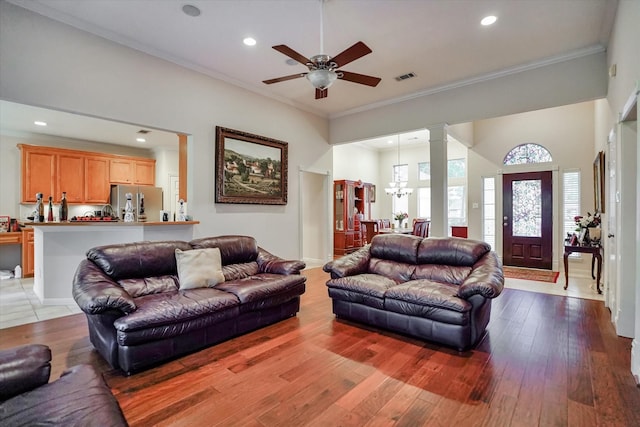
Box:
[0, 267, 638, 426]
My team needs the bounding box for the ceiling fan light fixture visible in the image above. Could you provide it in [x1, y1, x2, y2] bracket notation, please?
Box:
[306, 69, 337, 89]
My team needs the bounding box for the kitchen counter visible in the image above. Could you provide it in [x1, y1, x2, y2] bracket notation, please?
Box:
[30, 221, 199, 305]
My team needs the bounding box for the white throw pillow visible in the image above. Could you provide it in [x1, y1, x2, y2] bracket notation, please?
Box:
[175, 247, 225, 289]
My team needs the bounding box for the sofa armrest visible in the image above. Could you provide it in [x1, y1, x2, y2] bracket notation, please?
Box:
[72, 259, 136, 315]
[322, 246, 371, 279]
[457, 252, 504, 300]
[0, 344, 51, 401]
[257, 248, 306, 275]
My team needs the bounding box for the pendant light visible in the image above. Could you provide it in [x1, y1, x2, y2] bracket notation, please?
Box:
[385, 135, 413, 198]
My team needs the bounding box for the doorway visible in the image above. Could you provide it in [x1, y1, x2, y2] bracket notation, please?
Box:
[503, 171, 553, 269]
[299, 170, 330, 268]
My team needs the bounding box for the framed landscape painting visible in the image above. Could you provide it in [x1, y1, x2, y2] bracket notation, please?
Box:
[215, 126, 288, 205]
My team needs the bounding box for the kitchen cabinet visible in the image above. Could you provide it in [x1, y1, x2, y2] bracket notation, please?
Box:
[109, 159, 133, 184]
[21, 228, 34, 277]
[110, 158, 156, 185]
[19, 144, 155, 204]
[21, 147, 56, 203]
[57, 152, 85, 203]
[85, 156, 111, 203]
[134, 159, 155, 185]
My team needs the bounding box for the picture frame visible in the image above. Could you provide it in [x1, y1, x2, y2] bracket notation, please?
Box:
[370, 185, 376, 203]
[0, 216, 9, 233]
[593, 151, 605, 213]
[215, 126, 288, 205]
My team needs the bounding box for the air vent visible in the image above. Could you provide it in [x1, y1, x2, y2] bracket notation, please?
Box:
[137, 129, 151, 134]
[395, 72, 416, 82]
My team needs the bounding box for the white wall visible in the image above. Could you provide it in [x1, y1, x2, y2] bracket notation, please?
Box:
[0, 1, 331, 259]
[332, 143, 381, 218]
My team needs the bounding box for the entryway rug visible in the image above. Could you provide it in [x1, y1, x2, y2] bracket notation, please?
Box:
[502, 266, 560, 283]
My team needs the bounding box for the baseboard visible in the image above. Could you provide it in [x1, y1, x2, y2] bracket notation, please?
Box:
[632, 338, 640, 386]
[302, 257, 326, 269]
[42, 297, 75, 306]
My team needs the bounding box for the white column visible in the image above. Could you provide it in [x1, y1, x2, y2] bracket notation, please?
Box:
[428, 124, 448, 237]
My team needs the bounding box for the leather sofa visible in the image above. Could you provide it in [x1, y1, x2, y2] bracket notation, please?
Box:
[323, 234, 504, 351]
[73, 235, 306, 374]
[0, 344, 128, 426]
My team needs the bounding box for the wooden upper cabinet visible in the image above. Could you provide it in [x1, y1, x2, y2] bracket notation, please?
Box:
[109, 159, 134, 184]
[21, 147, 56, 203]
[57, 153, 85, 203]
[19, 144, 155, 204]
[85, 156, 111, 203]
[134, 159, 155, 185]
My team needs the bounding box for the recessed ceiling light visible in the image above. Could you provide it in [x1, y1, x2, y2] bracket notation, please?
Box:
[34, 121, 47, 126]
[182, 4, 201, 17]
[481, 15, 497, 26]
[387, 140, 394, 144]
[136, 137, 146, 143]
[243, 37, 256, 46]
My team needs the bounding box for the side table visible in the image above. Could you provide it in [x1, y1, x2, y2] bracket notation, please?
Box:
[563, 244, 602, 294]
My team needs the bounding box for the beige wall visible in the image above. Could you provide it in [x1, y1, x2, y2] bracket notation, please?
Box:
[0, 1, 331, 259]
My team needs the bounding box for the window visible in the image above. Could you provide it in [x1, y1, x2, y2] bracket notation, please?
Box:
[393, 164, 409, 182]
[418, 187, 431, 218]
[563, 170, 581, 240]
[503, 143, 552, 165]
[392, 193, 409, 217]
[482, 177, 496, 249]
[448, 186, 466, 227]
[418, 162, 430, 180]
[448, 159, 466, 178]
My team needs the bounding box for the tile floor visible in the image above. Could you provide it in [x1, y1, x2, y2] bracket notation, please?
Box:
[0, 271, 604, 330]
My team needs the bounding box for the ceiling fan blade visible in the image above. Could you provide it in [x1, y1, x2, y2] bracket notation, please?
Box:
[315, 88, 328, 99]
[338, 71, 381, 87]
[263, 73, 306, 84]
[272, 45, 310, 66]
[330, 41, 372, 68]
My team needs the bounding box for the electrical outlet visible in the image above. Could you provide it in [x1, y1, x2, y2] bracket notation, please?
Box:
[472, 202, 479, 209]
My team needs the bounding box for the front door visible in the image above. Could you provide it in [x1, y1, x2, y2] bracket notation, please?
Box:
[503, 171, 553, 269]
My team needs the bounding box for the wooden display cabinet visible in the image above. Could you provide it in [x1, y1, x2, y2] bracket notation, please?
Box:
[333, 179, 372, 256]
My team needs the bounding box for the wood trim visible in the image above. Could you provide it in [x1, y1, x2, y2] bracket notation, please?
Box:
[178, 134, 187, 202]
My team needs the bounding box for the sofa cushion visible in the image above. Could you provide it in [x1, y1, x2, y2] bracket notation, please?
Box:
[87, 240, 192, 281]
[190, 235, 259, 265]
[113, 288, 240, 345]
[416, 238, 491, 267]
[175, 247, 225, 289]
[215, 273, 306, 312]
[412, 264, 472, 286]
[370, 234, 422, 265]
[117, 275, 178, 298]
[223, 262, 260, 281]
[384, 280, 472, 325]
[368, 258, 415, 283]
[326, 274, 398, 310]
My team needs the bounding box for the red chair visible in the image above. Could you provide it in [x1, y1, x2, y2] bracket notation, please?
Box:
[412, 220, 430, 237]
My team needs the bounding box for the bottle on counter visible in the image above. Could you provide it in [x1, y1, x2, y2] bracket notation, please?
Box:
[124, 193, 135, 222]
[35, 193, 44, 223]
[138, 193, 147, 222]
[47, 196, 54, 222]
[177, 199, 186, 221]
[59, 191, 68, 222]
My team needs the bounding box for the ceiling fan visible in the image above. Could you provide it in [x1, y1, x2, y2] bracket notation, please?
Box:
[262, 1, 381, 99]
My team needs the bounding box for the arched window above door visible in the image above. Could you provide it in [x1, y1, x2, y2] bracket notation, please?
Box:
[503, 143, 552, 165]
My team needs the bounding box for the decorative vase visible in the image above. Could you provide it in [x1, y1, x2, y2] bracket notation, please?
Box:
[588, 227, 601, 243]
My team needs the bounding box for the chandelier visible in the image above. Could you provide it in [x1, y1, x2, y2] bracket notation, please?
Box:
[385, 135, 413, 198]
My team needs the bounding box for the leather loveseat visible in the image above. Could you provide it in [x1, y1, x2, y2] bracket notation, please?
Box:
[323, 234, 503, 351]
[0, 344, 128, 426]
[73, 235, 306, 374]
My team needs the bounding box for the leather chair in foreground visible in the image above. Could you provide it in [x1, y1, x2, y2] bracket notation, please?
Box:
[0, 344, 128, 426]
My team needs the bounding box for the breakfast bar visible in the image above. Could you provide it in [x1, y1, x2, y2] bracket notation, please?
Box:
[30, 221, 199, 305]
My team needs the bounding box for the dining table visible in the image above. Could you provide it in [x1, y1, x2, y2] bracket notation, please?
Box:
[378, 227, 413, 235]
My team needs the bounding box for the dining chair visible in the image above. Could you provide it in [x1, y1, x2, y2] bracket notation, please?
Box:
[412, 220, 430, 237]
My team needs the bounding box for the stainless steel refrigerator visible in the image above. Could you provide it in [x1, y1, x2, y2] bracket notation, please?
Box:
[110, 185, 163, 222]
